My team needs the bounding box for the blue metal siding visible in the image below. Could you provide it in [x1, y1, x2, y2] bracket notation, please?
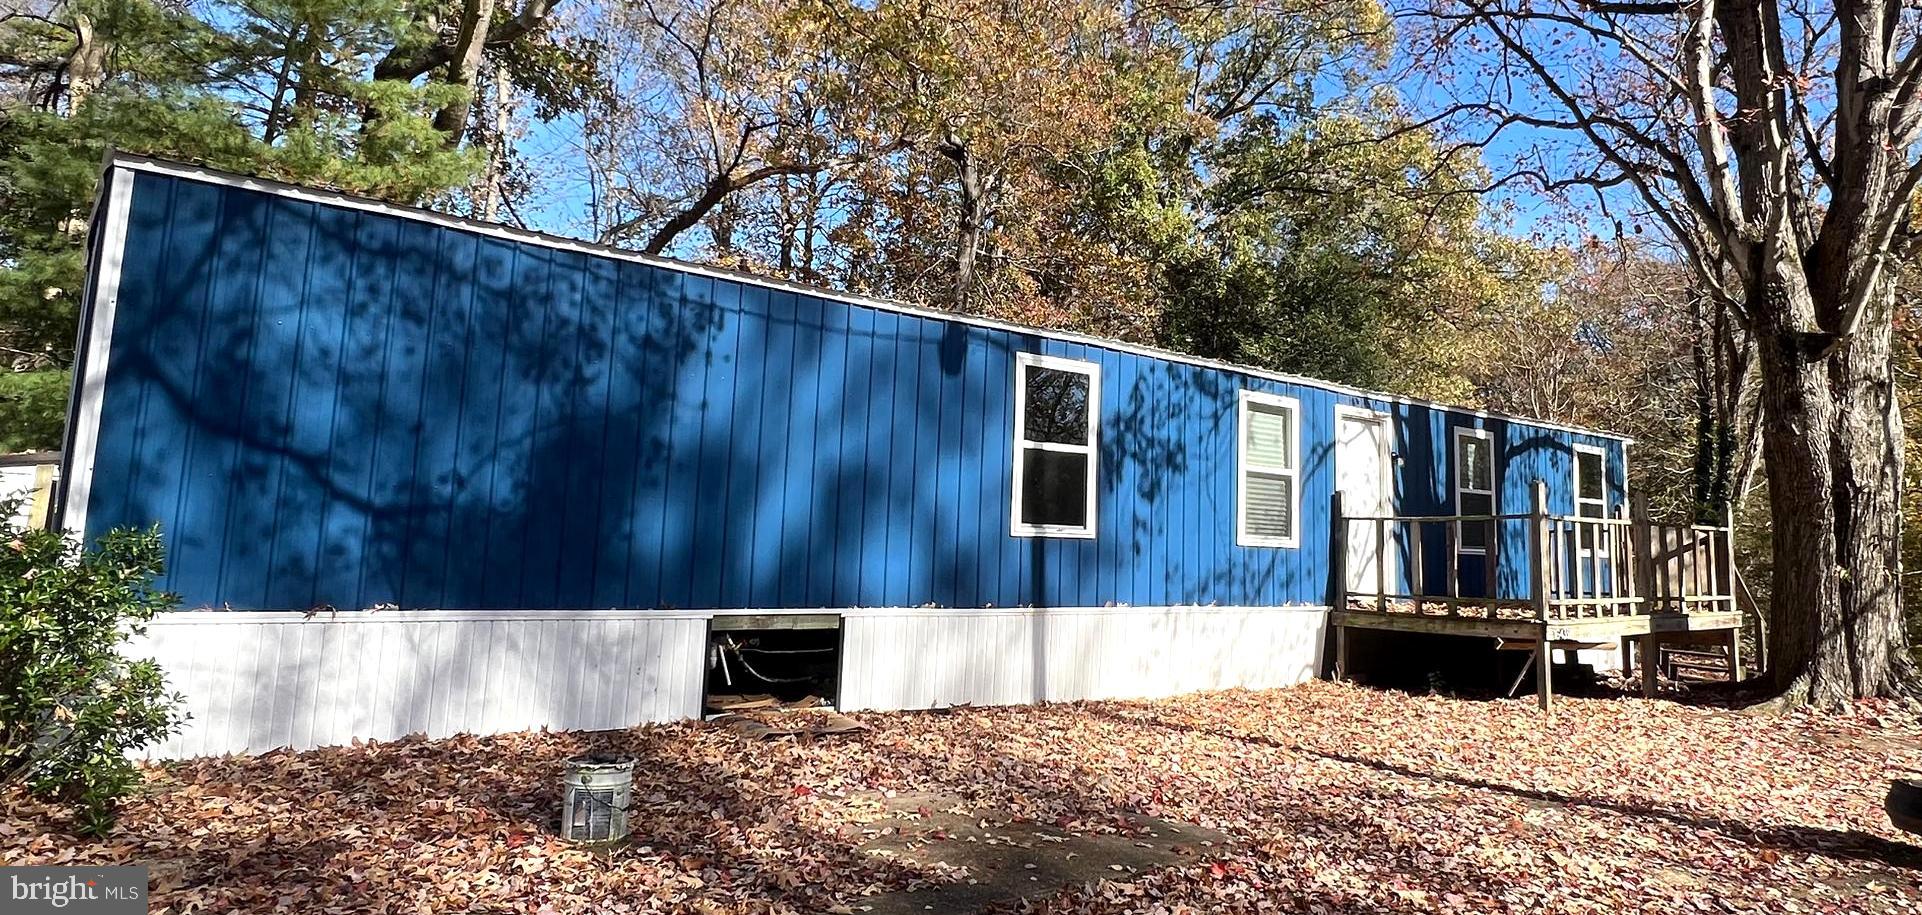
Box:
[83, 170, 1627, 612]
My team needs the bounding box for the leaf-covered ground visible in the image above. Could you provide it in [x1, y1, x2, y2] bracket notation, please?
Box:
[6, 681, 1921, 914]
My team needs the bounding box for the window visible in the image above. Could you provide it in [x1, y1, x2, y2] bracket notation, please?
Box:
[1012, 353, 1100, 537]
[1237, 391, 1300, 547]
[1574, 445, 1608, 552]
[1453, 428, 1496, 553]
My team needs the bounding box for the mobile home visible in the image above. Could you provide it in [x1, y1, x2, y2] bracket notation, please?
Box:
[58, 155, 1739, 756]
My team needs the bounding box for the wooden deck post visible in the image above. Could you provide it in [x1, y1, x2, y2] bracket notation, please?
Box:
[1529, 482, 1553, 712]
[1536, 629, 1554, 712]
[1485, 512, 1499, 614]
[1375, 517, 1389, 612]
[1329, 491, 1348, 682]
[1410, 518, 1424, 603]
[1724, 505, 1744, 682]
[1728, 628, 1743, 682]
[1645, 634, 1660, 695]
[1335, 625, 1350, 682]
[1630, 493, 1655, 609]
[1529, 481, 1550, 621]
[1629, 492, 1658, 697]
[1446, 520, 1460, 600]
[1329, 491, 1347, 610]
[1641, 633, 1660, 697]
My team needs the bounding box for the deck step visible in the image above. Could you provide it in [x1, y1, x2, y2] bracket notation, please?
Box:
[1661, 646, 1735, 682]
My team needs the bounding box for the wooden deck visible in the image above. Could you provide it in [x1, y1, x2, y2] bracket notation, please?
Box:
[1332, 602, 1742, 642]
[1330, 482, 1748, 709]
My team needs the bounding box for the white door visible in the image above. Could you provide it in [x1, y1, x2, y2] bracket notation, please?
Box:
[1337, 408, 1394, 594]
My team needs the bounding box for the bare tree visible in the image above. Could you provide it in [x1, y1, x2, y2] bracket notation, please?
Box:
[1411, 0, 1920, 703]
[587, 0, 899, 256]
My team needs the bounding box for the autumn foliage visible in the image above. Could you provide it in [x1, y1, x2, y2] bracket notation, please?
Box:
[5, 682, 1918, 913]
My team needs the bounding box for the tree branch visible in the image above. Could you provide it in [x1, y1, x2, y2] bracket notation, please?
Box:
[372, 0, 563, 83]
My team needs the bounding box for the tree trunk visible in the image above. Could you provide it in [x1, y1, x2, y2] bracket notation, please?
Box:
[433, 0, 499, 144]
[477, 66, 512, 221]
[288, 21, 320, 135]
[1756, 278, 1918, 705]
[64, 13, 108, 110]
[1827, 286, 1916, 698]
[260, 38, 297, 145]
[1691, 290, 1755, 521]
[709, 198, 737, 253]
[953, 155, 985, 309]
[937, 133, 988, 309]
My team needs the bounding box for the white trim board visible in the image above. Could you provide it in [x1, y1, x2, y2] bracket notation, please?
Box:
[58, 166, 134, 537]
[95, 152, 1635, 445]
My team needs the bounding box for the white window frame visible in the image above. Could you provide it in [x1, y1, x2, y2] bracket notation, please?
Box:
[1452, 427, 1496, 555]
[1573, 443, 1609, 558]
[1011, 352, 1101, 538]
[1236, 390, 1301, 548]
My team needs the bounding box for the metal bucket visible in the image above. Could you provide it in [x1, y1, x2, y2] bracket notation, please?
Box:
[560, 754, 635, 844]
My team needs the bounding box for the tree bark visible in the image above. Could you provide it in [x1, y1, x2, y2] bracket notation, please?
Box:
[1755, 277, 1918, 706]
[1827, 285, 1916, 698]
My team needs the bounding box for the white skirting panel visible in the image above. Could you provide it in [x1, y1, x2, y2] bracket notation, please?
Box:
[131, 610, 709, 758]
[132, 605, 1327, 757]
[839, 605, 1328, 712]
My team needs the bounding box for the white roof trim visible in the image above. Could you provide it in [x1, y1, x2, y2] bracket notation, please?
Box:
[102, 151, 1635, 444]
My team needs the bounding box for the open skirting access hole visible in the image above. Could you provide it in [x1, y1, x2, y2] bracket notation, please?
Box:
[703, 613, 842, 715]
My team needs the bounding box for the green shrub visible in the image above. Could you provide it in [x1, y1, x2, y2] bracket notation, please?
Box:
[0, 509, 184, 835]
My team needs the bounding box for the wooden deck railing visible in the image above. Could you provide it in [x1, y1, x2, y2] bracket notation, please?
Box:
[1332, 480, 1735, 624]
